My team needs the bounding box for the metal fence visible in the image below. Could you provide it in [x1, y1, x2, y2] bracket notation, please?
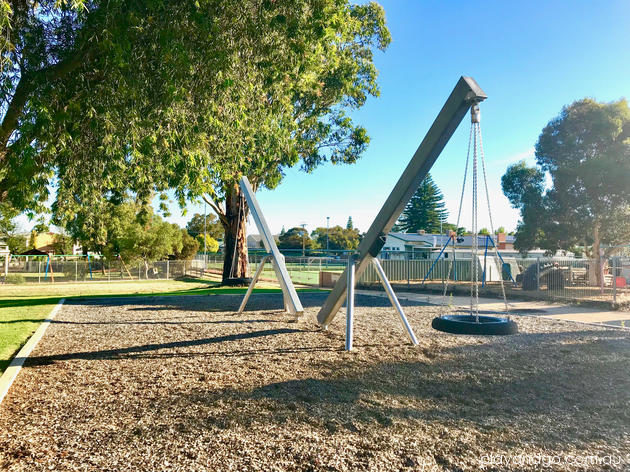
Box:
[4, 250, 629, 308]
[3, 256, 206, 283]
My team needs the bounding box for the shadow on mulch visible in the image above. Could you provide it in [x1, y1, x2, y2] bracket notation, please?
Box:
[22, 327, 307, 366]
[176, 331, 630, 447]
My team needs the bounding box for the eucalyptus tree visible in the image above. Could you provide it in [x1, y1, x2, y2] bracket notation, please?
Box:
[170, 1, 391, 279]
[1, 0, 390, 282]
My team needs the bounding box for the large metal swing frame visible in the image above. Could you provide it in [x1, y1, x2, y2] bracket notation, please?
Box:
[317, 76, 488, 349]
[237, 176, 304, 317]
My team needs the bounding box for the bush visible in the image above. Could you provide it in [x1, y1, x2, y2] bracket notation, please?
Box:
[5, 274, 26, 285]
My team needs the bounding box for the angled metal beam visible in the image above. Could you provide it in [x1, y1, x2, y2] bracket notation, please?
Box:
[317, 76, 486, 327]
[239, 176, 303, 316]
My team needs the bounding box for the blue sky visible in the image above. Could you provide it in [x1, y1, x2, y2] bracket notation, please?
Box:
[37, 1, 630, 236]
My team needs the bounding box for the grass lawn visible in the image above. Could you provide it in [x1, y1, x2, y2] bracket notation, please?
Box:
[0, 278, 325, 375]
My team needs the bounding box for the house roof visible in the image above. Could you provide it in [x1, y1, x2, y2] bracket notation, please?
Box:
[19, 248, 49, 256]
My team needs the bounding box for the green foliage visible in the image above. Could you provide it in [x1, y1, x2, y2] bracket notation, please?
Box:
[502, 99, 630, 258]
[0, 0, 390, 280]
[174, 229, 200, 260]
[52, 233, 74, 255]
[479, 228, 490, 236]
[4, 274, 25, 285]
[346, 216, 354, 230]
[207, 237, 219, 254]
[394, 174, 448, 233]
[442, 223, 466, 236]
[0, 203, 26, 253]
[197, 234, 219, 253]
[5, 235, 26, 254]
[186, 213, 223, 240]
[311, 225, 361, 250]
[278, 227, 315, 250]
[62, 199, 183, 263]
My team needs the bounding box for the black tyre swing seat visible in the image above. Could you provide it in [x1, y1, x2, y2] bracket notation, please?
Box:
[432, 314, 518, 335]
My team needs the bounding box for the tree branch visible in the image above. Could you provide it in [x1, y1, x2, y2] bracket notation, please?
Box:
[202, 194, 228, 226]
[0, 44, 93, 158]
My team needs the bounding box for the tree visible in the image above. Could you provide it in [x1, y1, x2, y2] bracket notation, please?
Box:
[502, 99, 630, 284]
[186, 213, 223, 241]
[168, 1, 391, 280]
[106, 215, 183, 279]
[0, 203, 26, 253]
[197, 234, 219, 253]
[442, 223, 466, 236]
[479, 228, 490, 236]
[394, 174, 448, 233]
[278, 227, 315, 251]
[52, 232, 74, 255]
[346, 216, 354, 230]
[495, 226, 506, 234]
[173, 230, 200, 260]
[63, 199, 183, 277]
[311, 225, 361, 251]
[1, 1, 390, 284]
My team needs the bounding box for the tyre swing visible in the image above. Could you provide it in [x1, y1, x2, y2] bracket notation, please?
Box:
[431, 103, 518, 336]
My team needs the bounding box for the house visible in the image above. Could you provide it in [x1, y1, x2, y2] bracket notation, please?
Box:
[246, 234, 279, 249]
[381, 231, 545, 260]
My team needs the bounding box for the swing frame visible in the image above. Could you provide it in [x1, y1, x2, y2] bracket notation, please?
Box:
[317, 76, 488, 349]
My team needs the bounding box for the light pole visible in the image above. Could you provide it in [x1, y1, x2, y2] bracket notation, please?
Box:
[300, 223, 307, 257]
[326, 216, 330, 254]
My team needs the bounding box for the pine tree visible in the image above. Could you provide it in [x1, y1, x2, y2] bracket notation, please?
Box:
[346, 216, 354, 230]
[395, 174, 448, 233]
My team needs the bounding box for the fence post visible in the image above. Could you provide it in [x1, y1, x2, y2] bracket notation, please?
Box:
[38, 261, 41, 283]
[108, 261, 110, 282]
[407, 258, 410, 290]
[167, 260, 170, 280]
[536, 259, 540, 291]
[139, 262, 142, 280]
[75, 260, 78, 282]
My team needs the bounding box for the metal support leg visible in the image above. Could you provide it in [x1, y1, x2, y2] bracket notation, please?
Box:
[345, 255, 356, 351]
[238, 256, 270, 314]
[372, 258, 419, 345]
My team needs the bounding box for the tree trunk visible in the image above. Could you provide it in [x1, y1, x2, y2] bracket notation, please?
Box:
[590, 222, 603, 288]
[222, 183, 249, 281]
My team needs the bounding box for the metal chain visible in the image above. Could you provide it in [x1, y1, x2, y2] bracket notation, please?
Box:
[440, 125, 474, 314]
[472, 122, 479, 321]
[477, 122, 510, 316]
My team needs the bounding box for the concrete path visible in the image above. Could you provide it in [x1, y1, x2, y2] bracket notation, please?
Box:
[357, 289, 630, 329]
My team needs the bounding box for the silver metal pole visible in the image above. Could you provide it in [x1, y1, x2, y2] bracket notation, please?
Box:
[372, 258, 419, 345]
[613, 257, 617, 306]
[238, 255, 270, 314]
[166, 260, 170, 280]
[204, 202, 207, 272]
[345, 255, 356, 351]
[75, 259, 78, 282]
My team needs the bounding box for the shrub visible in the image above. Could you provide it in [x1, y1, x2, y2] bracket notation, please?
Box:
[5, 274, 26, 285]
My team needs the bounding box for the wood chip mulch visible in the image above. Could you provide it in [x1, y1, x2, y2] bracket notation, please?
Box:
[1, 292, 629, 471]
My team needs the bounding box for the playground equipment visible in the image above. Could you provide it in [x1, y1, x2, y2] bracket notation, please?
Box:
[420, 233, 516, 286]
[317, 76, 511, 349]
[431, 93, 517, 335]
[237, 176, 304, 317]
